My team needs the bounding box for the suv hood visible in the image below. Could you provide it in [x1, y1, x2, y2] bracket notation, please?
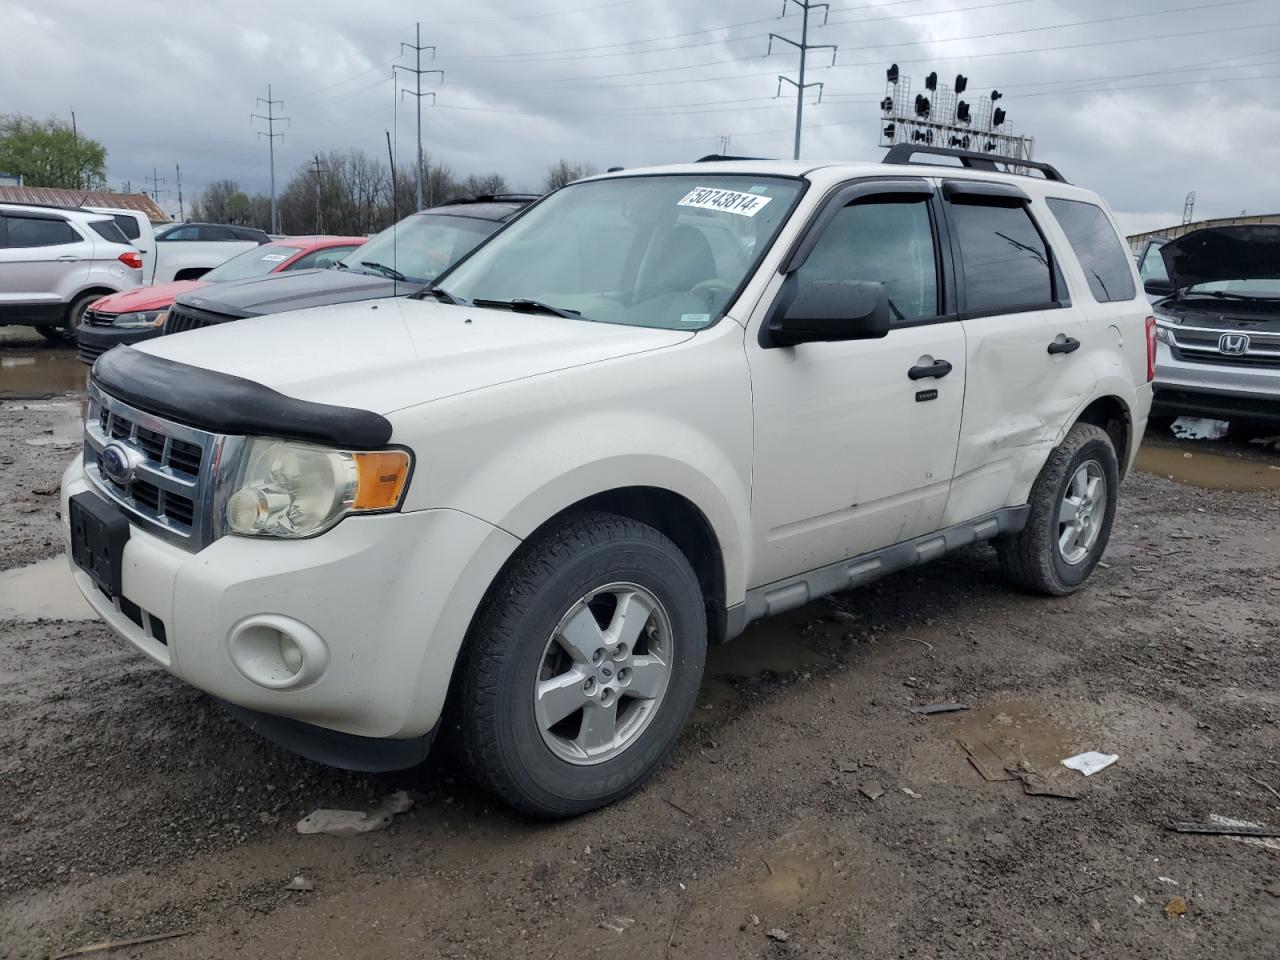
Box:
[1161, 225, 1280, 290]
[175, 267, 420, 318]
[135, 297, 693, 414]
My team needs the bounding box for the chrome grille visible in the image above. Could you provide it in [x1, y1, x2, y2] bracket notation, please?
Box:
[84, 385, 244, 551]
[1169, 323, 1280, 369]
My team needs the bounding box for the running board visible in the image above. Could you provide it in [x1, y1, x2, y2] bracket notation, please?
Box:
[723, 506, 1030, 640]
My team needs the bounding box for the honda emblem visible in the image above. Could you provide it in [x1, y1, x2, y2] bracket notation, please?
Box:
[1218, 333, 1250, 356]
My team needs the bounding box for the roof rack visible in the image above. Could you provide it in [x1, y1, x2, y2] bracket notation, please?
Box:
[882, 144, 1067, 183]
[696, 154, 770, 163]
[442, 194, 541, 205]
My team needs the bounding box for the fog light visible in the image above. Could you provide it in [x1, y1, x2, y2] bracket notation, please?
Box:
[227, 614, 328, 689]
[278, 633, 304, 674]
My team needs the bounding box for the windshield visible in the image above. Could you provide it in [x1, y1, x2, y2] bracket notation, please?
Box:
[437, 175, 804, 329]
[203, 243, 301, 283]
[1185, 278, 1280, 299]
[341, 213, 498, 283]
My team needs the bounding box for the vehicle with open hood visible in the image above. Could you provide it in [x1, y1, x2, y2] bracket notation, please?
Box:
[61, 147, 1152, 817]
[1146, 225, 1280, 424]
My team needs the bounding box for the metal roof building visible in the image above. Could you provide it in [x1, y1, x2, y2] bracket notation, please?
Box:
[0, 185, 170, 223]
[1128, 212, 1280, 252]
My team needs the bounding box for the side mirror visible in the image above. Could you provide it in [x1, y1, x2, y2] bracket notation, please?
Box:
[768, 279, 892, 347]
[1143, 278, 1175, 298]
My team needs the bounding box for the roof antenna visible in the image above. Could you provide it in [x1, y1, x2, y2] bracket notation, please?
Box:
[385, 129, 398, 297]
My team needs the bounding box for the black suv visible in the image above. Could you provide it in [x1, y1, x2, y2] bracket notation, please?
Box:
[155, 222, 271, 243]
[161, 196, 537, 335]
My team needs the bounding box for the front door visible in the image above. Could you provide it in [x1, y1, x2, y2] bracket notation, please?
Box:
[747, 181, 966, 588]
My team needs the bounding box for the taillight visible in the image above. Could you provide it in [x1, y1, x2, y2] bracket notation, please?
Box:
[1145, 315, 1157, 382]
[118, 251, 143, 270]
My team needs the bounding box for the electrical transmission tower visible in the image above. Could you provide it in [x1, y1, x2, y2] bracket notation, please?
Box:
[252, 84, 290, 234]
[1182, 191, 1196, 225]
[768, 0, 836, 161]
[310, 154, 328, 234]
[144, 166, 169, 204]
[394, 23, 444, 212]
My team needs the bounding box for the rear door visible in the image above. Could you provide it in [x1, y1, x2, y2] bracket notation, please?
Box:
[0, 211, 92, 322]
[942, 180, 1094, 525]
[747, 178, 968, 586]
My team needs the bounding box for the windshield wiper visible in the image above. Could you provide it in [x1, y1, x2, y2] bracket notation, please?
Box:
[333, 260, 349, 270]
[421, 286, 467, 305]
[359, 260, 408, 282]
[472, 298, 582, 320]
[1182, 290, 1280, 302]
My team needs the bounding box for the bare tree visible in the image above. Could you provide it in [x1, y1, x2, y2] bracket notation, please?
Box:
[544, 159, 597, 192]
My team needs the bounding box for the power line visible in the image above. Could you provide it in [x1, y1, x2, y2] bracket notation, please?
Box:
[394, 22, 443, 211]
[769, 1, 838, 160]
[426, 0, 643, 25]
[251, 83, 290, 234]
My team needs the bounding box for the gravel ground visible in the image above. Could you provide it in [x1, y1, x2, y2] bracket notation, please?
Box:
[2, 341, 1279, 959]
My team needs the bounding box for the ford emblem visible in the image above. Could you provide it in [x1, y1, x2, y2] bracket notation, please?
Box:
[100, 441, 137, 485]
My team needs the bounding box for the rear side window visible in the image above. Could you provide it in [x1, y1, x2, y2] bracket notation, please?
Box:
[201, 226, 237, 241]
[1139, 240, 1169, 284]
[4, 215, 80, 248]
[89, 220, 131, 246]
[950, 200, 1054, 315]
[1046, 198, 1136, 303]
[112, 214, 142, 240]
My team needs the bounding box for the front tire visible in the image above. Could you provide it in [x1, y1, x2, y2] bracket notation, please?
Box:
[451, 511, 707, 818]
[38, 292, 98, 343]
[997, 422, 1119, 596]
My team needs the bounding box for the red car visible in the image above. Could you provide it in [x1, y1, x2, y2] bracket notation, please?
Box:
[76, 235, 365, 363]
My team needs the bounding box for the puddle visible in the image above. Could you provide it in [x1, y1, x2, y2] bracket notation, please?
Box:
[0, 348, 87, 399]
[7, 400, 85, 447]
[1135, 445, 1280, 492]
[951, 700, 1096, 774]
[0, 556, 96, 622]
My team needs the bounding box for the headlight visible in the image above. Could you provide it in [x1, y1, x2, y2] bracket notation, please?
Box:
[224, 438, 412, 539]
[113, 310, 168, 329]
[1153, 315, 1178, 346]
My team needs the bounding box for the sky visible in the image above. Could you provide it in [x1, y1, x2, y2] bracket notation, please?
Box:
[3, 0, 1278, 236]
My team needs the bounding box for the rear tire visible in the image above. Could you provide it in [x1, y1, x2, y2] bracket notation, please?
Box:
[997, 422, 1119, 596]
[451, 511, 706, 818]
[38, 292, 99, 343]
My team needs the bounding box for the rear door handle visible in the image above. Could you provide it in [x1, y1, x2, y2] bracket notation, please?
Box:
[908, 359, 953, 380]
[1047, 336, 1081, 355]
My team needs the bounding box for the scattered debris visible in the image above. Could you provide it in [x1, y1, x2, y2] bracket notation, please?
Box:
[767, 928, 790, 943]
[599, 917, 635, 934]
[909, 703, 970, 715]
[663, 797, 698, 820]
[1062, 752, 1119, 777]
[1171, 417, 1229, 440]
[1165, 818, 1280, 838]
[1164, 896, 1188, 919]
[958, 737, 1018, 782]
[901, 787, 922, 800]
[1007, 760, 1082, 800]
[1248, 435, 1280, 451]
[1133, 895, 1145, 906]
[1248, 775, 1280, 803]
[30, 483, 59, 496]
[1265, 881, 1280, 898]
[900, 636, 935, 652]
[837, 760, 860, 774]
[257, 811, 279, 826]
[296, 790, 413, 837]
[859, 781, 884, 801]
[761, 856, 774, 875]
[1158, 876, 1180, 886]
[52, 930, 194, 959]
[284, 875, 314, 892]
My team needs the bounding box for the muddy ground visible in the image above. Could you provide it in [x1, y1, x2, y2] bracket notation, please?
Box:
[2, 332, 1279, 960]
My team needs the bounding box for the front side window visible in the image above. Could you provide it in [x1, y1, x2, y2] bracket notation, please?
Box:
[157, 225, 199, 241]
[5, 216, 79, 248]
[344, 214, 497, 283]
[951, 200, 1055, 314]
[1046, 198, 1136, 303]
[287, 244, 361, 271]
[203, 243, 306, 283]
[438, 175, 803, 329]
[795, 197, 938, 322]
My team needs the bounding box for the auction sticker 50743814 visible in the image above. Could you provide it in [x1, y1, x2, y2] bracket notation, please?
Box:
[677, 187, 774, 217]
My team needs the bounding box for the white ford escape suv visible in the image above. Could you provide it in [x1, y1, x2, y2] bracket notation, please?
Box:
[62, 147, 1153, 817]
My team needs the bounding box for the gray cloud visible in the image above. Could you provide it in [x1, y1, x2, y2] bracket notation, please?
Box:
[3, 0, 1276, 234]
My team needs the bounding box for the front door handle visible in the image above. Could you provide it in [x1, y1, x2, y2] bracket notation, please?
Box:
[1047, 336, 1081, 355]
[55, 255, 82, 262]
[908, 359, 953, 380]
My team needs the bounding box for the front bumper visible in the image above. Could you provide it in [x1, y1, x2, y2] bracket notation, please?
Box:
[76, 321, 161, 365]
[61, 456, 521, 744]
[1152, 341, 1280, 422]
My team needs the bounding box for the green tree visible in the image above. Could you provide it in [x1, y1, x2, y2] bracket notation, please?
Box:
[0, 114, 107, 189]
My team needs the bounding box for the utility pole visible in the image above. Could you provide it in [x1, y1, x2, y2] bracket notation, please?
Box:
[144, 166, 169, 206]
[252, 84, 290, 234]
[175, 164, 185, 222]
[768, 0, 837, 161]
[394, 22, 443, 212]
[718, 134, 732, 154]
[310, 154, 327, 234]
[70, 109, 80, 188]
